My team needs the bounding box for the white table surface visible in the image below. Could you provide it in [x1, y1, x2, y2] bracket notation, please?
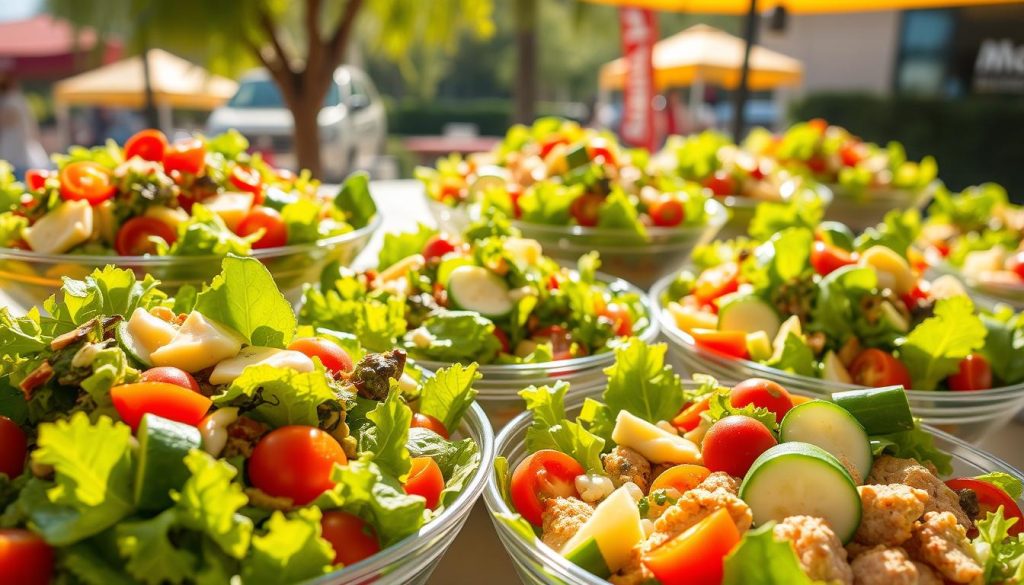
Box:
[2, 180, 1020, 584]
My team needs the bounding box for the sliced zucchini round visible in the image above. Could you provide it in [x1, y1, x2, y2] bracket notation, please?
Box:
[779, 400, 873, 482]
[446, 265, 514, 318]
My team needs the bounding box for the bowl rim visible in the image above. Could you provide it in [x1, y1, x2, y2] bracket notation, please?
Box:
[930, 260, 1024, 300]
[714, 180, 834, 211]
[306, 400, 495, 583]
[649, 269, 1024, 401]
[482, 394, 1024, 585]
[825, 179, 940, 201]
[0, 213, 382, 265]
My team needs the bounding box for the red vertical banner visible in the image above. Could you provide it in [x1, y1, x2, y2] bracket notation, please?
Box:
[618, 8, 658, 152]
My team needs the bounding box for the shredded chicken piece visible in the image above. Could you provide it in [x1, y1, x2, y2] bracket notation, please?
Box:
[850, 545, 942, 585]
[905, 511, 983, 584]
[602, 446, 653, 493]
[867, 456, 972, 529]
[773, 515, 853, 584]
[855, 484, 929, 546]
[540, 497, 592, 552]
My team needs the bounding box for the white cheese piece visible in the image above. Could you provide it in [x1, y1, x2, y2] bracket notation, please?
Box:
[150, 311, 244, 373]
[144, 205, 190, 229]
[504, 237, 543, 268]
[126, 308, 178, 361]
[611, 410, 701, 465]
[23, 200, 93, 254]
[208, 346, 315, 385]
[202, 191, 254, 231]
[92, 200, 117, 245]
[962, 247, 1007, 279]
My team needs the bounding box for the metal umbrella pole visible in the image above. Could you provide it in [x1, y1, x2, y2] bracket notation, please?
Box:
[731, 0, 758, 141]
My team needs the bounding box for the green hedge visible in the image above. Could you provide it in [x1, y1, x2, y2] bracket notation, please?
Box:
[790, 93, 1024, 200]
[386, 98, 574, 137]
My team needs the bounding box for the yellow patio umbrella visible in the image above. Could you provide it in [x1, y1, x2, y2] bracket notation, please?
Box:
[598, 24, 802, 91]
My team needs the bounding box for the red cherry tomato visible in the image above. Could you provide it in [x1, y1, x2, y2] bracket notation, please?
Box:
[641, 508, 740, 585]
[115, 217, 178, 256]
[124, 129, 169, 162]
[59, 161, 116, 204]
[693, 262, 740, 304]
[140, 367, 200, 392]
[237, 206, 288, 249]
[538, 133, 568, 159]
[0, 416, 26, 479]
[806, 155, 828, 175]
[0, 529, 53, 585]
[810, 241, 857, 276]
[1008, 251, 1024, 281]
[807, 118, 828, 133]
[410, 413, 450, 439]
[230, 165, 264, 204]
[586, 137, 617, 166]
[702, 170, 736, 197]
[321, 511, 381, 566]
[493, 327, 511, 354]
[671, 397, 711, 432]
[532, 325, 574, 361]
[248, 426, 347, 505]
[422, 234, 457, 260]
[287, 337, 354, 375]
[405, 456, 444, 510]
[510, 450, 585, 526]
[110, 382, 212, 432]
[599, 303, 633, 336]
[649, 195, 686, 227]
[730, 378, 794, 423]
[850, 348, 913, 388]
[945, 478, 1023, 536]
[701, 415, 777, 477]
[691, 329, 749, 360]
[24, 169, 50, 192]
[437, 177, 465, 204]
[163, 137, 207, 175]
[947, 354, 993, 391]
[570, 193, 603, 227]
[839, 143, 862, 167]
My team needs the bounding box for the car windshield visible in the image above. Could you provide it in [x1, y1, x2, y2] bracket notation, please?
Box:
[227, 78, 340, 108]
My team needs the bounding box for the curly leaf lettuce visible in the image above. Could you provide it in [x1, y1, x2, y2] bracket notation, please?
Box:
[899, 296, 986, 390]
[419, 362, 480, 431]
[360, 383, 413, 480]
[240, 508, 333, 584]
[378, 223, 436, 269]
[722, 522, 814, 585]
[195, 255, 296, 348]
[602, 339, 684, 423]
[213, 364, 339, 429]
[519, 382, 605, 473]
[403, 312, 501, 363]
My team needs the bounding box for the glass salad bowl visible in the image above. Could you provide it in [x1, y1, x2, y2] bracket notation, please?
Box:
[417, 272, 659, 429]
[509, 198, 727, 290]
[0, 214, 381, 311]
[483, 397, 1024, 585]
[715, 182, 833, 242]
[928, 261, 1024, 310]
[650, 273, 1024, 442]
[824, 182, 937, 233]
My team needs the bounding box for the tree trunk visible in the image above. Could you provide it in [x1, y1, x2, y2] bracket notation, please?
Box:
[290, 92, 323, 178]
[514, 0, 538, 125]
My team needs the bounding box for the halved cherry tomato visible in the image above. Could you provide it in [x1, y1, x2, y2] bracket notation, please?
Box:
[321, 511, 381, 566]
[693, 262, 740, 304]
[641, 507, 740, 585]
[163, 137, 206, 175]
[493, 327, 511, 354]
[570, 193, 603, 227]
[24, 169, 50, 192]
[110, 382, 212, 432]
[140, 367, 200, 392]
[0, 529, 53, 585]
[702, 170, 736, 197]
[671, 397, 711, 432]
[532, 325, 574, 361]
[586, 137, 617, 166]
[599, 303, 633, 336]
[730, 378, 794, 423]
[422, 234, 457, 260]
[538, 133, 569, 159]
[288, 337, 354, 375]
[230, 165, 264, 204]
[839, 143, 862, 167]
[0, 416, 26, 479]
[124, 129, 169, 162]
[945, 478, 1024, 536]
[947, 353, 992, 391]
[850, 348, 913, 388]
[691, 329, 749, 360]
[701, 415, 777, 477]
[808, 118, 828, 133]
[237, 206, 288, 249]
[810, 241, 857, 276]
[115, 217, 178, 256]
[649, 195, 685, 227]
[437, 177, 465, 204]
[510, 449, 585, 526]
[650, 464, 710, 495]
[248, 425, 347, 505]
[1009, 251, 1024, 281]
[405, 456, 444, 509]
[411, 413, 450, 439]
[59, 161, 116, 204]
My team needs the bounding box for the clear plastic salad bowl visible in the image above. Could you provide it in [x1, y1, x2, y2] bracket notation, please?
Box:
[509, 198, 727, 290]
[417, 273, 660, 429]
[483, 397, 1024, 585]
[650, 273, 1024, 442]
[0, 214, 381, 310]
[824, 182, 936, 232]
[715, 182, 833, 242]
[928, 261, 1024, 310]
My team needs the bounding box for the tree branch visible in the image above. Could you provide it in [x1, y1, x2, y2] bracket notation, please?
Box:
[305, 0, 324, 84]
[324, 0, 364, 75]
[257, 7, 295, 81]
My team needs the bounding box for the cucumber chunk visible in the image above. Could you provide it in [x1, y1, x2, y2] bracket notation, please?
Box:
[740, 442, 861, 543]
[779, 401, 873, 483]
[446, 265, 514, 318]
[832, 386, 914, 435]
[564, 537, 611, 578]
[718, 294, 781, 339]
[135, 414, 201, 511]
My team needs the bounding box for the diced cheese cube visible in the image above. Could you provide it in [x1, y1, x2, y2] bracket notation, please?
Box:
[144, 205, 190, 229]
[92, 200, 117, 245]
[126, 308, 178, 361]
[202, 191, 254, 231]
[611, 410, 701, 465]
[150, 311, 244, 372]
[23, 200, 93, 254]
[504, 237, 543, 268]
[209, 346, 315, 385]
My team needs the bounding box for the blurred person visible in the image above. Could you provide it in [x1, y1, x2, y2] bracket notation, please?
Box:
[0, 64, 48, 178]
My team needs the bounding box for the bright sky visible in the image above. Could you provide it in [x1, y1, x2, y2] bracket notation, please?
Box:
[0, 0, 42, 22]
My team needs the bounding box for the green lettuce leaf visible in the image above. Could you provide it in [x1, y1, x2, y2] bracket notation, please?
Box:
[195, 255, 296, 348]
[766, 332, 817, 378]
[870, 423, 953, 475]
[748, 201, 823, 242]
[519, 382, 605, 473]
[0, 307, 47, 355]
[213, 364, 339, 429]
[602, 339, 684, 423]
[403, 312, 501, 363]
[240, 508, 333, 584]
[44, 266, 165, 333]
[517, 182, 582, 225]
[116, 509, 197, 585]
[979, 306, 1024, 386]
[405, 428, 481, 510]
[281, 198, 327, 244]
[597, 188, 646, 240]
[899, 296, 986, 390]
[333, 171, 378, 229]
[419, 363, 480, 431]
[378, 223, 436, 269]
[360, 383, 413, 480]
[722, 522, 814, 585]
[0, 212, 27, 247]
[166, 204, 255, 257]
[173, 450, 253, 559]
[704, 387, 780, 432]
[60, 542, 139, 585]
[973, 507, 1024, 583]
[206, 129, 250, 159]
[975, 472, 1024, 500]
[299, 289, 406, 353]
